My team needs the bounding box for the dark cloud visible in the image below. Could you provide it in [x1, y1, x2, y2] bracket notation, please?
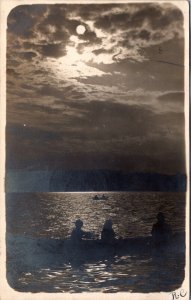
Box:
[86, 35, 184, 91]
[72, 4, 117, 21]
[157, 92, 184, 103]
[94, 10, 141, 32]
[35, 5, 102, 52]
[20, 84, 37, 91]
[65, 100, 185, 142]
[8, 5, 103, 59]
[68, 90, 86, 100]
[83, 62, 183, 93]
[8, 7, 35, 38]
[139, 30, 151, 41]
[8, 5, 47, 19]
[94, 4, 183, 32]
[38, 84, 75, 99]
[7, 5, 47, 39]
[6, 4, 185, 175]
[149, 6, 183, 29]
[7, 68, 19, 76]
[39, 43, 67, 58]
[51, 30, 69, 43]
[7, 59, 20, 67]
[78, 29, 102, 44]
[33, 69, 47, 76]
[92, 3, 183, 59]
[76, 29, 102, 54]
[6, 100, 185, 173]
[131, 5, 162, 28]
[15, 102, 62, 115]
[37, 5, 67, 28]
[7, 3, 183, 62]
[92, 48, 113, 55]
[18, 51, 37, 60]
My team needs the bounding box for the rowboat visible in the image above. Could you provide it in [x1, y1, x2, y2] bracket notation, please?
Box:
[92, 195, 109, 200]
[37, 232, 185, 264]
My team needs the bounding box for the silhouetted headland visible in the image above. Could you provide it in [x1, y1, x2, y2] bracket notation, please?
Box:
[6, 170, 186, 192]
[49, 170, 186, 192]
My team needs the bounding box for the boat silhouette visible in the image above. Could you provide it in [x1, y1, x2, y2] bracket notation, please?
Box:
[92, 194, 109, 200]
[37, 232, 185, 265]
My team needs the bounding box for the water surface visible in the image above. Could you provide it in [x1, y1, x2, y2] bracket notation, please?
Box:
[6, 192, 185, 293]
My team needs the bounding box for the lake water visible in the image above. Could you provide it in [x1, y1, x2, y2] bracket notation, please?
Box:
[6, 192, 186, 293]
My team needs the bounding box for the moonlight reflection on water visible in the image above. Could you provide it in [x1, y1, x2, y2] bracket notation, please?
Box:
[6, 192, 185, 293]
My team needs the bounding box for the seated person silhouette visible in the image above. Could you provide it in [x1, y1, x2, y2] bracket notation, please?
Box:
[71, 219, 94, 243]
[101, 219, 116, 245]
[151, 212, 172, 246]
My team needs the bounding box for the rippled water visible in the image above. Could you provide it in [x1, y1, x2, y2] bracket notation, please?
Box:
[6, 192, 185, 293]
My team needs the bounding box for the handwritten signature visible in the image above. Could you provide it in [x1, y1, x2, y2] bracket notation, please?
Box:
[170, 289, 187, 300]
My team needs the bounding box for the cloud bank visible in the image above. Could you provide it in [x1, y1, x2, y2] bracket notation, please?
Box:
[6, 3, 185, 174]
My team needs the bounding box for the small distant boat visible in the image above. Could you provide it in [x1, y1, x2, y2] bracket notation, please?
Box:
[92, 194, 109, 201]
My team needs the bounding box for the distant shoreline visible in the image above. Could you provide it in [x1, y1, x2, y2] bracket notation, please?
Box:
[6, 170, 186, 193]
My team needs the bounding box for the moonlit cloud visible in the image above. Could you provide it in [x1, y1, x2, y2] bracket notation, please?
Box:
[6, 3, 185, 174]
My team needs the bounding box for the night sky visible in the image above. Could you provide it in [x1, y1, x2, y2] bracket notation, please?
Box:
[6, 3, 185, 174]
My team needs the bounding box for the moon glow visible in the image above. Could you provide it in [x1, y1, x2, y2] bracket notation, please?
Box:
[76, 25, 86, 35]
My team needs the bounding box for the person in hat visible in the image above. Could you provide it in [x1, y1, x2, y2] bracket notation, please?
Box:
[71, 219, 94, 243]
[151, 212, 172, 246]
[101, 219, 116, 245]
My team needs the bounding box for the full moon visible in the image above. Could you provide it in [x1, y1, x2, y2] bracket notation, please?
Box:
[76, 25, 86, 35]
